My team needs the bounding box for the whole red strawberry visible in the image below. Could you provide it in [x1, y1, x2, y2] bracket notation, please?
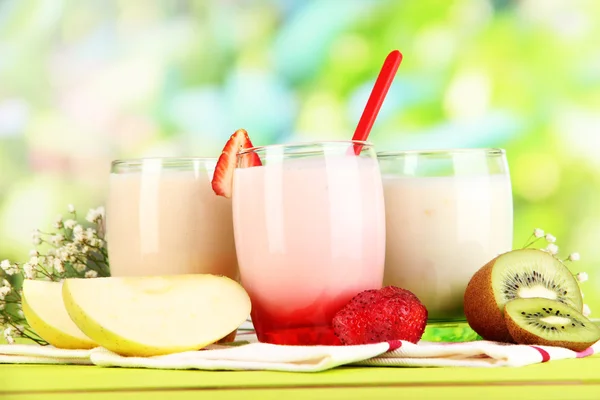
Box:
[332, 286, 428, 345]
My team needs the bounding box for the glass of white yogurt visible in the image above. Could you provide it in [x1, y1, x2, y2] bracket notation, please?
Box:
[377, 148, 513, 340]
[106, 157, 238, 280]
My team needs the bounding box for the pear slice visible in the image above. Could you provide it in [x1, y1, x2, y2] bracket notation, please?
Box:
[22, 280, 97, 349]
[62, 274, 251, 357]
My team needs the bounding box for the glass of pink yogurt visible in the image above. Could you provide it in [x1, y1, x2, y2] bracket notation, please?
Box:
[232, 141, 386, 345]
[107, 158, 238, 280]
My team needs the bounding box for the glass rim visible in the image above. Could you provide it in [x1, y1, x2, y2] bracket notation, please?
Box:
[238, 140, 373, 155]
[376, 148, 505, 158]
[111, 156, 218, 169]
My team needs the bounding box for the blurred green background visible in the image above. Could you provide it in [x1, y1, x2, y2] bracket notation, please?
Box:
[0, 0, 598, 312]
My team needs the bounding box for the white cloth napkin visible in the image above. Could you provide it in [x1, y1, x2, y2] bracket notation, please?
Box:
[0, 344, 92, 365]
[1, 332, 597, 371]
[356, 339, 599, 368]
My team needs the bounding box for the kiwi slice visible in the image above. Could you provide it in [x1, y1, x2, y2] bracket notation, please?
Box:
[504, 298, 600, 351]
[464, 249, 583, 343]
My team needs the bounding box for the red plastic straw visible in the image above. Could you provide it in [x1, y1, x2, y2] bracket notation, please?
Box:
[351, 50, 403, 155]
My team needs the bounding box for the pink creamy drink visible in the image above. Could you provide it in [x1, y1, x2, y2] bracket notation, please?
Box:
[232, 142, 386, 345]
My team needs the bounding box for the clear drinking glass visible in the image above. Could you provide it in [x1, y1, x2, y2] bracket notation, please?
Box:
[233, 141, 386, 345]
[377, 148, 513, 342]
[107, 157, 238, 280]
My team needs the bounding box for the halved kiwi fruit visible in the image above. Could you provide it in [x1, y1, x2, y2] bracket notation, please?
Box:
[504, 298, 600, 351]
[464, 248, 583, 342]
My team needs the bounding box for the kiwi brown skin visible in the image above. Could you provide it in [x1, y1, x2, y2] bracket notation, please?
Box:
[463, 254, 514, 343]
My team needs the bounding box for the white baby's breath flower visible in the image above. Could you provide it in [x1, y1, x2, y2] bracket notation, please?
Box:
[28, 250, 39, 257]
[55, 248, 66, 262]
[86, 207, 105, 224]
[583, 304, 592, 317]
[30, 229, 43, 245]
[568, 252, 580, 262]
[545, 234, 556, 243]
[0, 285, 11, 297]
[1, 260, 11, 272]
[85, 228, 96, 241]
[1, 260, 17, 276]
[2, 279, 10, 288]
[64, 219, 77, 230]
[53, 258, 65, 274]
[84, 270, 98, 279]
[58, 246, 75, 262]
[53, 214, 63, 229]
[50, 234, 65, 246]
[3, 327, 15, 344]
[545, 243, 559, 255]
[22, 263, 36, 280]
[576, 272, 589, 283]
[68, 204, 76, 213]
[62, 243, 78, 262]
[534, 228, 545, 238]
[29, 256, 39, 266]
[72, 225, 84, 242]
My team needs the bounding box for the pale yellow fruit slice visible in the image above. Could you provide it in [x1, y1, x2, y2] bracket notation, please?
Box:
[62, 274, 251, 357]
[22, 280, 97, 349]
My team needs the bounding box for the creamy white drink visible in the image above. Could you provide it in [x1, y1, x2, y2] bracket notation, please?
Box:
[378, 149, 513, 320]
[106, 158, 238, 279]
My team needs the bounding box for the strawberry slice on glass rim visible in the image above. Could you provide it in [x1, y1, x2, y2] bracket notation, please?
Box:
[211, 129, 261, 198]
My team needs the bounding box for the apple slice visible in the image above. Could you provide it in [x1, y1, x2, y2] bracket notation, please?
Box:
[22, 280, 97, 349]
[62, 274, 251, 357]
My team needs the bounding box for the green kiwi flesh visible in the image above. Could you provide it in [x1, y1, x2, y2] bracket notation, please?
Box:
[491, 249, 583, 312]
[504, 298, 600, 351]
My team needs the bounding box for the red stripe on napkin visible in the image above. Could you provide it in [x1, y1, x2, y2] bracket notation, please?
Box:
[576, 347, 594, 358]
[530, 346, 550, 362]
[386, 340, 403, 351]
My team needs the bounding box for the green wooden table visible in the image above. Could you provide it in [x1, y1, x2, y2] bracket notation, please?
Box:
[2, 356, 599, 399]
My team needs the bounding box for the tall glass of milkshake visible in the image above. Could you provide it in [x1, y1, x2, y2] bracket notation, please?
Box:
[377, 148, 513, 341]
[233, 141, 386, 346]
[106, 158, 238, 280]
